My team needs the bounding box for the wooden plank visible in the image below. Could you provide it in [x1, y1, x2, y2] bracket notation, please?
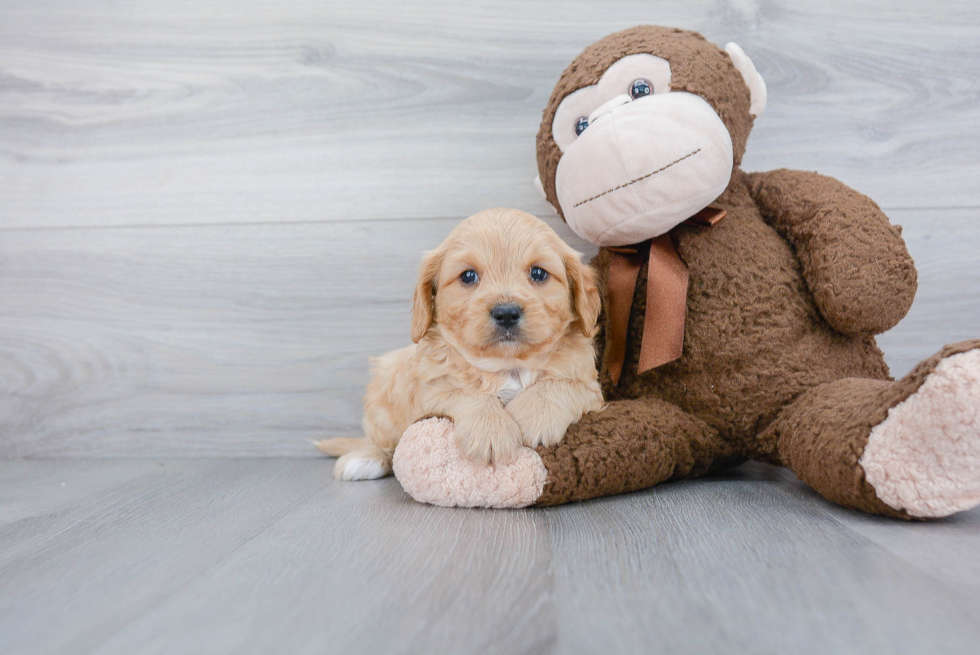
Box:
[0, 460, 173, 543]
[0, 459, 331, 655]
[94, 481, 556, 655]
[2, 0, 979, 230]
[2, 460, 978, 654]
[766, 465, 980, 597]
[0, 460, 556, 655]
[1, 207, 976, 457]
[546, 467, 980, 655]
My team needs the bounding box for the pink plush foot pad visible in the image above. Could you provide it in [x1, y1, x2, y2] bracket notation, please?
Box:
[862, 349, 980, 517]
[392, 418, 548, 508]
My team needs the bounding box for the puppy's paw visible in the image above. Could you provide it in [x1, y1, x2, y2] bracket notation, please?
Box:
[454, 410, 523, 467]
[506, 393, 570, 449]
[334, 449, 392, 481]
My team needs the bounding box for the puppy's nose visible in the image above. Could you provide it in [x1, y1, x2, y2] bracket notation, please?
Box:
[491, 303, 522, 329]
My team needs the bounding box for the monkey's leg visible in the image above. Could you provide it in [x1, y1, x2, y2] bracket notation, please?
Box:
[762, 341, 980, 519]
[533, 398, 737, 506]
[392, 399, 736, 508]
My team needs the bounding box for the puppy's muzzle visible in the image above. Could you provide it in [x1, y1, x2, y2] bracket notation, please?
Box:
[491, 303, 522, 330]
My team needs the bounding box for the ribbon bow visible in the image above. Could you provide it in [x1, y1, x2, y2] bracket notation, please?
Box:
[602, 206, 726, 385]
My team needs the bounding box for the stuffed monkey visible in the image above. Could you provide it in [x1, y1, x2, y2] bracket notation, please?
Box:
[391, 26, 980, 518]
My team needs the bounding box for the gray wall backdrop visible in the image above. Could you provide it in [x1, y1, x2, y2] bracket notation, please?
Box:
[1, 0, 978, 457]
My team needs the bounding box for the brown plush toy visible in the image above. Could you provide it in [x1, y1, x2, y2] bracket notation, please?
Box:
[391, 26, 980, 518]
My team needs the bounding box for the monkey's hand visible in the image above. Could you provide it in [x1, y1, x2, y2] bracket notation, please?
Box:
[747, 169, 917, 336]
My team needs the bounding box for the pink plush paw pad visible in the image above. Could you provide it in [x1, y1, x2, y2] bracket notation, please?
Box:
[862, 349, 980, 517]
[392, 418, 548, 508]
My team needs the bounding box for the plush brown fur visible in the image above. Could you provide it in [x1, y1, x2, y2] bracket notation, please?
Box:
[527, 26, 978, 516]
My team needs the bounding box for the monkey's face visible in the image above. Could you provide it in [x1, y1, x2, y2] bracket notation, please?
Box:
[551, 54, 733, 246]
[536, 27, 766, 248]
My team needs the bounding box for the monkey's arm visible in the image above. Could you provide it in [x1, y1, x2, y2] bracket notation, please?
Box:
[747, 169, 917, 335]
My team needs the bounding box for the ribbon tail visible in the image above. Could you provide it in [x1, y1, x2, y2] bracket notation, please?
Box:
[603, 248, 643, 386]
[638, 235, 689, 373]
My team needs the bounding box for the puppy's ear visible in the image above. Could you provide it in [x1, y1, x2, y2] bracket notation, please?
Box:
[411, 248, 443, 343]
[562, 244, 601, 337]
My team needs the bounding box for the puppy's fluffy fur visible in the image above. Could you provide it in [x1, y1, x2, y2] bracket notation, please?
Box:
[316, 208, 604, 480]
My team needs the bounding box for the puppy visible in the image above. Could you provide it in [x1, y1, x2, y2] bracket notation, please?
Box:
[316, 208, 604, 481]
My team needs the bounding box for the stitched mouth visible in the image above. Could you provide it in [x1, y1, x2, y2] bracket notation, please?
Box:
[573, 148, 702, 208]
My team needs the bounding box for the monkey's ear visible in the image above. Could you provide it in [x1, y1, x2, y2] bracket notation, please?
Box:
[725, 43, 767, 117]
[533, 175, 547, 200]
[561, 244, 601, 338]
[411, 249, 443, 343]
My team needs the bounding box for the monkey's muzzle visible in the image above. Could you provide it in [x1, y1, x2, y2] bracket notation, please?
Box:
[555, 92, 734, 247]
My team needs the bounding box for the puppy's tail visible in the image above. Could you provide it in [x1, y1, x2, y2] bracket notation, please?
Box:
[312, 437, 366, 458]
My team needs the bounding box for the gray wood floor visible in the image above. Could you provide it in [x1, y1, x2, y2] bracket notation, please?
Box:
[2, 1, 980, 653]
[3, 460, 980, 655]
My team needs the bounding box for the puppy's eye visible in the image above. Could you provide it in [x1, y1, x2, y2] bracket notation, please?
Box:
[629, 78, 653, 99]
[459, 270, 479, 285]
[529, 267, 549, 282]
[574, 117, 589, 137]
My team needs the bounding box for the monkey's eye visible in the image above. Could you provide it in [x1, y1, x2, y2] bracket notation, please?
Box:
[460, 270, 479, 285]
[574, 116, 589, 137]
[529, 267, 549, 282]
[629, 78, 653, 99]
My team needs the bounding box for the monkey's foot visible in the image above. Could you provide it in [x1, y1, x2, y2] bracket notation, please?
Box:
[861, 347, 980, 517]
[392, 418, 547, 508]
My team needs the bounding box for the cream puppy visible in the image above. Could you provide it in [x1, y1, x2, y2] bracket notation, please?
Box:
[316, 208, 604, 480]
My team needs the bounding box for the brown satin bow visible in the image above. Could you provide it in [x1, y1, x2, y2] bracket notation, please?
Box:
[603, 206, 726, 386]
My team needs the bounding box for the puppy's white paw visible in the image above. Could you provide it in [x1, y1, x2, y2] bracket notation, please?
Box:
[334, 451, 391, 481]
